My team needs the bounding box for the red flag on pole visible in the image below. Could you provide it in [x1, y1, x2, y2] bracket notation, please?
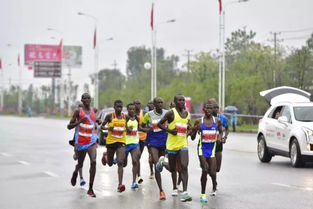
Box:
[218, 0, 222, 14]
[17, 54, 20, 66]
[150, 3, 154, 30]
[93, 28, 97, 49]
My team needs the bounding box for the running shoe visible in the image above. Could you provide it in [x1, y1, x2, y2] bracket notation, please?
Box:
[113, 157, 118, 165]
[180, 192, 192, 202]
[87, 189, 96, 198]
[80, 179, 86, 186]
[101, 152, 107, 166]
[131, 182, 139, 190]
[160, 191, 166, 200]
[210, 189, 217, 196]
[71, 171, 78, 186]
[117, 184, 126, 193]
[200, 194, 208, 203]
[149, 174, 154, 179]
[171, 189, 178, 196]
[136, 176, 143, 184]
[156, 156, 165, 172]
[73, 153, 77, 161]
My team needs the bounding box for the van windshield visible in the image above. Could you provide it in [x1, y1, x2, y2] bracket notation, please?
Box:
[293, 106, 313, 122]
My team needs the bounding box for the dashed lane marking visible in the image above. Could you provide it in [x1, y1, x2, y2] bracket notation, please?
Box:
[43, 171, 59, 177]
[272, 183, 313, 191]
[18, 160, 30, 165]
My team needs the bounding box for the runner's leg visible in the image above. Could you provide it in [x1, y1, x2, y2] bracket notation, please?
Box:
[179, 150, 189, 192]
[116, 145, 126, 185]
[130, 147, 140, 184]
[149, 147, 163, 192]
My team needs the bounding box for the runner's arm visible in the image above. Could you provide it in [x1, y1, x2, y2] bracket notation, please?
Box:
[140, 113, 153, 133]
[67, 109, 86, 130]
[157, 110, 177, 135]
[190, 119, 201, 140]
[217, 118, 223, 143]
[101, 114, 112, 131]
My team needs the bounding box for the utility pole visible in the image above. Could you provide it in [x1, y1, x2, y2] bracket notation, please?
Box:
[112, 60, 118, 71]
[269, 32, 282, 87]
[183, 49, 193, 72]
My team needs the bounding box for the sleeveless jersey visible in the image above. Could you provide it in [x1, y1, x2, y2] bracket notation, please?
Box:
[145, 109, 168, 147]
[166, 108, 190, 151]
[197, 116, 218, 158]
[126, 118, 139, 145]
[74, 108, 97, 151]
[106, 112, 126, 144]
[138, 109, 147, 141]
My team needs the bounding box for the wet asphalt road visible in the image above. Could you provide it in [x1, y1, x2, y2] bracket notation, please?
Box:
[0, 116, 312, 209]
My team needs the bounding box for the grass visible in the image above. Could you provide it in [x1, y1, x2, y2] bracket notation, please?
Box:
[235, 124, 258, 132]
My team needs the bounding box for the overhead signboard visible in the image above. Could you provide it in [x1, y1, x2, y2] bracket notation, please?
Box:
[24, 44, 62, 65]
[24, 44, 82, 68]
[34, 61, 62, 78]
[63, 45, 82, 68]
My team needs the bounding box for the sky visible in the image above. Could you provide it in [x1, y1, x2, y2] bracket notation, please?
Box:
[0, 0, 312, 96]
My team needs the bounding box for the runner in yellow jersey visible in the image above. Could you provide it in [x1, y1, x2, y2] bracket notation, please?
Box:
[133, 99, 146, 184]
[156, 94, 192, 202]
[124, 103, 141, 190]
[101, 100, 126, 192]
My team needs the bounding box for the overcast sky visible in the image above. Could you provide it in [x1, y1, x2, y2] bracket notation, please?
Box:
[0, 0, 312, 95]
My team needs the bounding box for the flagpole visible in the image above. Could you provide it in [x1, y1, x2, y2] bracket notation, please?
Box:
[150, 3, 154, 100]
[18, 54, 22, 114]
[77, 12, 99, 108]
[0, 67, 3, 112]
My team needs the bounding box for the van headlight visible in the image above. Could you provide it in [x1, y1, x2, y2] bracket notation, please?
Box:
[303, 127, 313, 143]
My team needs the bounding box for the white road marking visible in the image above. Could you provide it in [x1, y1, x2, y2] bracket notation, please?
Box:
[43, 171, 59, 177]
[17, 160, 30, 165]
[272, 183, 313, 191]
[0, 152, 10, 157]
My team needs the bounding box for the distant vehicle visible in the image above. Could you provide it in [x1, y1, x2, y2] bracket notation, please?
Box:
[97, 107, 127, 146]
[257, 86, 313, 167]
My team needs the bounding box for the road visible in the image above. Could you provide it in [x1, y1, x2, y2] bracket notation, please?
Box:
[0, 116, 312, 209]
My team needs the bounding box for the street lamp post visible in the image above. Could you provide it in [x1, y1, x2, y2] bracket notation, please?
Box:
[77, 12, 99, 109]
[219, 0, 248, 110]
[7, 44, 22, 114]
[47, 28, 63, 113]
[151, 19, 176, 98]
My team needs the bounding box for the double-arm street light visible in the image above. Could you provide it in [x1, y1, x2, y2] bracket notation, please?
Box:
[77, 12, 99, 108]
[219, 0, 248, 110]
[47, 28, 64, 113]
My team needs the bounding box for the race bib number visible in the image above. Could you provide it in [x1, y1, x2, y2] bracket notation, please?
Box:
[128, 128, 138, 137]
[112, 127, 124, 138]
[152, 119, 165, 132]
[176, 123, 187, 137]
[202, 130, 217, 143]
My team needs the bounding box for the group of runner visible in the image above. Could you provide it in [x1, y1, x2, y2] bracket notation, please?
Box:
[67, 93, 229, 203]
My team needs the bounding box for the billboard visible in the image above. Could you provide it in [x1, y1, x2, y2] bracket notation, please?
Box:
[24, 44, 82, 68]
[62, 45, 82, 68]
[34, 61, 62, 78]
[24, 44, 62, 65]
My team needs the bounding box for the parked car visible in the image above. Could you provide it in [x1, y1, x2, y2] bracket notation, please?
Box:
[257, 86, 313, 167]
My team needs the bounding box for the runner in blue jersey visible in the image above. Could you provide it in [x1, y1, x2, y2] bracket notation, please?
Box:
[209, 100, 229, 173]
[191, 102, 222, 203]
[140, 97, 168, 200]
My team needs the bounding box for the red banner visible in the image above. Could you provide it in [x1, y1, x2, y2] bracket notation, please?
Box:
[24, 44, 62, 65]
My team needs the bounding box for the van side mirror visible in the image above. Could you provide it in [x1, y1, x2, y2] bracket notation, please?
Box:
[278, 116, 288, 123]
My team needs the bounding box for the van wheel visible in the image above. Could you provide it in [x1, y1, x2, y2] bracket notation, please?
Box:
[290, 139, 304, 168]
[257, 134, 272, 162]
